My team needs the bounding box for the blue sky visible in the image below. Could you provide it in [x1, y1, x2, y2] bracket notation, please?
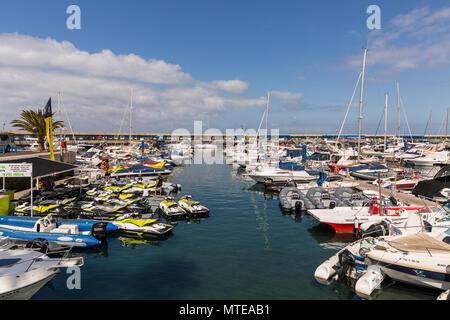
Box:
[0, 0, 449, 135]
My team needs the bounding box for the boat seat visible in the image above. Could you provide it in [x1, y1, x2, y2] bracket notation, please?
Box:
[50, 224, 79, 234]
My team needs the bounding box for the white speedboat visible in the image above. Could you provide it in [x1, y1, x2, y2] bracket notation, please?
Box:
[363, 229, 450, 292]
[406, 150, 450, 167]
[0, 238, 83, 300]
[246, 167, 316, 183]
[308, 198, 425, 233]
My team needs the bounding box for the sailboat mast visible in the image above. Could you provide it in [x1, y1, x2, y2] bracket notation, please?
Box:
[397, 81, 400, 138]
[357, 48, 368, 162]
[266, 91, 270, 136]
[265, 91, 271, 152]
[446, 107, 449, 142]
[384, 93, 388, 148]
[129, 88, 133, 144]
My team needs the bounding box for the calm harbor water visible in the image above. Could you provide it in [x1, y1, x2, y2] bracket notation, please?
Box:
[33, 163, 439, 300]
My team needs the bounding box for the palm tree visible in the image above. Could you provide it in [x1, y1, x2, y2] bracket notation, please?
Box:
[11, 109, 64, 151]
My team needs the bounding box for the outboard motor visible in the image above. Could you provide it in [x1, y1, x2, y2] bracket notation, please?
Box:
[91, 222, 109, 241]
[329, 201, 336, 209]
[336, 249, 356, 282]
[294, 200, 303, 212]
[389, 196, 398, 207]
[359, 221, 390, 238]
[26, 238, 49, 253]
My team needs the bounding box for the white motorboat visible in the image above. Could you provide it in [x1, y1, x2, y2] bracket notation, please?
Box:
[0, 237, 83, 300]
[246, 167, 316, 183]
[307, 198, 425, 233]
[406, 150, 450, 167]
[362, 229, 450, 292]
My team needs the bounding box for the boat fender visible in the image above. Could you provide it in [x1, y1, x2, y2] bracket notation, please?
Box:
[263, 178, 274, 188]
[91, 222, 109, 241]
[26, 238, 49, 253]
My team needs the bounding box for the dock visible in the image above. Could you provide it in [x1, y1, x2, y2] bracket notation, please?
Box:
[355, 180, 436, 207]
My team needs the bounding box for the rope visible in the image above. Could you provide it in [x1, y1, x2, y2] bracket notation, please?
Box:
[337, 72, 362, 142]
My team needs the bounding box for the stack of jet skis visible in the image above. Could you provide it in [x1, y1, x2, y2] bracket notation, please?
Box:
[12, 177, 209, 241]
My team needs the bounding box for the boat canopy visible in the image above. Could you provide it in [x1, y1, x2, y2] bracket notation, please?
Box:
[389, 233, 450, 254]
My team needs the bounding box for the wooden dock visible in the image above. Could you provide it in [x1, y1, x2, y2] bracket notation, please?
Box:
[355, 180, 436, 207]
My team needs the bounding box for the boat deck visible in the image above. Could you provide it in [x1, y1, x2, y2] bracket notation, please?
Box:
[355, 180, 435, 207]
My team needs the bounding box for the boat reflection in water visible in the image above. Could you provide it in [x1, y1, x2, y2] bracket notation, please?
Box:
[307, 223, 355, 248]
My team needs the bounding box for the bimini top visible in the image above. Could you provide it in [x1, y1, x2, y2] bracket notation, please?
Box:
[389, 232, 450, 254]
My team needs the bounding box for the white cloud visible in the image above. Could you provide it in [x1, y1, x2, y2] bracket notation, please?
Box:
[0, 33, 297, 132]
[271, 90, 303, 101]
[208, 80, 249, 93]
[347, 6, 450, 72]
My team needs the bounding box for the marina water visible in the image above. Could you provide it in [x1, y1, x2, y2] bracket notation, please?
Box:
[33, 163, 439, 300]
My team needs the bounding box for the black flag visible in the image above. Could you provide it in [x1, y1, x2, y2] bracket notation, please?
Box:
[43, 97, 52, 119]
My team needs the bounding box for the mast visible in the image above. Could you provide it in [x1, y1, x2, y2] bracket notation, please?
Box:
[384, 93, 388, 149]
[357, 48, 368, 162]
[446, 107, 449, 142]
[428, 110, 432, 137]
[129, 88, 133, 144]
[265, 91, 270, 136]
[265, 91, 271, 151]
[397, 81, 400, 138]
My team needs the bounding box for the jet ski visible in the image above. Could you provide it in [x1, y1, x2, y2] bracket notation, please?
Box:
[77, 201, 141, 220]
[110, 213, 174, 239]
[14, 198, 78, 218]
[178, 195, 210, 217]
[159, 196, 187, 220]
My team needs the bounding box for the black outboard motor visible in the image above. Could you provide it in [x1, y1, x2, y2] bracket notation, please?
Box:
[294, 200, 303, 212]
[359, 221, 390, 238]
[329, 201, 336, 209]
[91, 222, 109, 241]
[336, 249, 356, 282]
[26, 238, 49, 253]
[389, 196, 398, 207]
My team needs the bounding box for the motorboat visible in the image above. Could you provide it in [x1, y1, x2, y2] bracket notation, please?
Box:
[110, 165, 172, 179]
[0, 216, 106, 248]
[307, 198, 425, 233]
[0, 237, 84, 300]
[406, 149, 450, 167]
[278, 187, 314, 212]
[361, 229, 450, 294]
[339, 164, 389, 181]
[246, 167, 316, 184]
[412, 165, 450, 202]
